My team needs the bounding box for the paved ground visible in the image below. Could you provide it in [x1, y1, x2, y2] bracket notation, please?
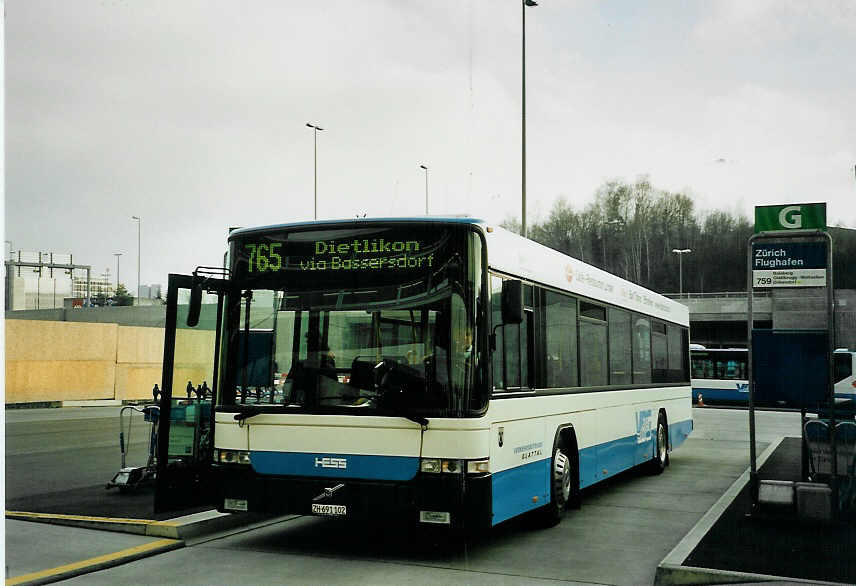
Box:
[5, 519, 181, 584]
[5, 406, 805, 585]
[677, 436, 856, 583]
[6, 406, 153, 500]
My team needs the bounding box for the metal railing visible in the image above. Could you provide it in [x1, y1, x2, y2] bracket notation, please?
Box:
[665, 291, 772, 300]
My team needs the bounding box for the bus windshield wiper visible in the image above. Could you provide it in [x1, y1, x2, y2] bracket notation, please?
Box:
[233, 405, 263, 422]
[372, 360, 430, 428]
[384, 403, 429, 429]
[398, 409, 429, 428]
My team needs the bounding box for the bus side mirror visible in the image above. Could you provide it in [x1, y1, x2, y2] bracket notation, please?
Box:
[187, 284, 202, 327]
[501, 280, 524, 325]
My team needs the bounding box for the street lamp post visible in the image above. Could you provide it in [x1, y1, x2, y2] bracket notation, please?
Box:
[672, 248, 692, 297]
[419, 164, 429, 214]
[132, 216, 141, 305]
[113, 253, 122, 290]
[521, 0, 537, 238]
[306, 123, 325, 220]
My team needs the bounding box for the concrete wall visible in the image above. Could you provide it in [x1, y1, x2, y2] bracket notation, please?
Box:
[6, 303, 219, 330]
[5, 319, 215, 404]
[6, 320, 118, 403]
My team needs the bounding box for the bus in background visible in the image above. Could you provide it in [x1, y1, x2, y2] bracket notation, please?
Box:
[690, 347, 748, 405]
[834, 349, 856, 399]
[691, 347, 856, 405]
[161, 218, 692, 532]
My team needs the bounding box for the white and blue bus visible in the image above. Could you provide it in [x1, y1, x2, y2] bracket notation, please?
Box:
[690, 347, 856, 405]
[690, 347, 749, 405]
[834, 350, 856, 399]
[166, 218, 692, 531]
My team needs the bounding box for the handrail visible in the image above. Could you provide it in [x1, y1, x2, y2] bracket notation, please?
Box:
[665, 291, 772, 300]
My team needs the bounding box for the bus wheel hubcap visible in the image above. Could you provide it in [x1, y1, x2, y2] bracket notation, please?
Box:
[554, 451, 571, 503]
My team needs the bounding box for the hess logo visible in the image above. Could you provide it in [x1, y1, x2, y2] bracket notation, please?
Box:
[315, 457, 347, 469]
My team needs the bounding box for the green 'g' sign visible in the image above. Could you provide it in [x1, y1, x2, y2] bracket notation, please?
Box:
[754, 203, 826, 233]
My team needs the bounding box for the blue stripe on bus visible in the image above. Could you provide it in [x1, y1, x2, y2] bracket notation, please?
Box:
[491, 458, 550, 525]
[578, 434, 640, 489]
[669, 419, 692, 451]
[692, 384, 749, 403]
[249, 451, 419, 481]
[491, 418, 693, 525]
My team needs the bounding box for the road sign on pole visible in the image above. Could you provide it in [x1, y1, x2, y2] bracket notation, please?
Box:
[754, 203, 826, 233]
[747, 202, 836, 517]
[752, 241, 827, 288]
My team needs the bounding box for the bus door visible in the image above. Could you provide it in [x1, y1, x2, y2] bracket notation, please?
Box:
[154, 271, 229, 515]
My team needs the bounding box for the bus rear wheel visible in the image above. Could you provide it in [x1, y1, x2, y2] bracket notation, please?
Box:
[648, 413, 668, 475]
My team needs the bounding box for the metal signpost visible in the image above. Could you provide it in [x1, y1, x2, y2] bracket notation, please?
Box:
[747, 202, 836, 516]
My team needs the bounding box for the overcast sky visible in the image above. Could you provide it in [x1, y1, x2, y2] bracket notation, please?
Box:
[5, 1, 855, 289]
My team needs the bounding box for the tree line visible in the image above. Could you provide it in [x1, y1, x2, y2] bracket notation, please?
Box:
[503, 177, 855, 294]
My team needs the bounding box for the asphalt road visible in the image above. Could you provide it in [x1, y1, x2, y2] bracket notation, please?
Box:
[6, 406, 803, 585]
[6, 406, 154, 499]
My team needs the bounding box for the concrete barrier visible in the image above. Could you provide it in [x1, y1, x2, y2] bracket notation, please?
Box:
[5, 319, 214, 404]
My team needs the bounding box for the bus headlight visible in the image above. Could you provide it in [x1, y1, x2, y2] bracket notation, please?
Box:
[466, 458, 490, 475]
[420, 458, 442, 473]
[214, 449, 251, 465]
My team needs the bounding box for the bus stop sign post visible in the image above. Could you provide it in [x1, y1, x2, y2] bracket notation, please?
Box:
[747, 202, 835, 517]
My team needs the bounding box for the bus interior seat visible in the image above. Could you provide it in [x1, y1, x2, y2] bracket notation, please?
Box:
[835, 420, 856, 473]
[349, 358, 377, 391]
[835, 420, 856, 511]
[804, 419, 831, 479]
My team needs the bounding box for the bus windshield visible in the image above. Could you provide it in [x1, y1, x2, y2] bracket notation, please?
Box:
[217, 224, 485, 418]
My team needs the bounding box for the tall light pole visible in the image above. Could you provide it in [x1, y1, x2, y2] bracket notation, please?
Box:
[306, 123, 325, 220]
[521, 0, 537, 238]
[113, 253, 122, 290]
[419, 164, 429, 214]
[132, 216, 141, 305]
[672, 248, 692, 297]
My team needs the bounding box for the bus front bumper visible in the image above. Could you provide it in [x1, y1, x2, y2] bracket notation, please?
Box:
[213, 464, 492, 530]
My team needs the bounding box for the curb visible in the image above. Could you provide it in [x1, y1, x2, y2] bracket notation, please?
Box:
[61, 399, 123, 407]
[654, 436, 845, 586]
[5, 402, 63, 410]
[6, 511, 180, 538]
[5, 537, 183, 586]
[6, 400, 154, 409]
[655, 564, 842, 585]
[5, 509, 289, 540]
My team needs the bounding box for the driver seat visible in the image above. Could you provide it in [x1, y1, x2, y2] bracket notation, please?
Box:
[349, 358, 376, 391]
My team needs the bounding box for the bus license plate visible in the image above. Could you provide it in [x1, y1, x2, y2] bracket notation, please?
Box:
[311, 503, 347, 516]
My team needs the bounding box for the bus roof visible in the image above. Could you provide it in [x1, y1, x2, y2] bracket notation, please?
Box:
[227, 216, 484, 240]
[484, 225, 689, 326]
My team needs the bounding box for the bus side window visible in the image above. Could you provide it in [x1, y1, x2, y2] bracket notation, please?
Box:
[545, 291, 578, 388]
[491, 275, 533, 391]
[725, 360, 737, 379]
[632, 316, 652, 384]
[491, 275, 505, 390]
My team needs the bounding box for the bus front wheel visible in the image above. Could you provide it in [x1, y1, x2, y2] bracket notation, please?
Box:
[539, 445, 574, 526]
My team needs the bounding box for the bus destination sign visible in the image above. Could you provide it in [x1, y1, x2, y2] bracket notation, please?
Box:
[244, 237, 435, 274]
[752, 241, 827, 288]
